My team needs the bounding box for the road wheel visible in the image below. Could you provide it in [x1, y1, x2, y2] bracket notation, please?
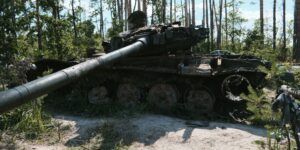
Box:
[88, 86, 111, 104]
[116, 83, 141, 107]
[184, 86, 215, 114]
[221, 74, 250, 101]
[147, 84, 177, 111]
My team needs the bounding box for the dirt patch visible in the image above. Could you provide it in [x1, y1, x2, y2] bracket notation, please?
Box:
[15, 114, 266, 150]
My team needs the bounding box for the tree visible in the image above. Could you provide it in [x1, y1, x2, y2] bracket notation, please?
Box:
[125, 0, 128, 30]
[224, 0, 228, 45]
[273, 0, 276, 50]
[174, 0, 176, 21]
[36, 0, 42, 51]
[138, 0, 141, 10]
[283, 0, 286, 51]
[206, 0, 209, 28]
[192, 0, 195, 25]
[227, 0, 247, 51]
[216, 0, 223, 49]
[260, 0, 264, 44]
[128, 0, 132, 15]
[117, 0, 123, 27]
[203, 0, 205, 26]
[162, 0, 166, 23]
[100, 0, 104, 37]
[0, 0, 18, 64]
[185, 0, 188, 26]
[143, 0, 147, 22]
[231, 0, 235, 48]
[209, 0, 214, 50]
[170, 0, 173, 23]
[91, 0, 104, 37]
[294, 0, 300, 62]
[71, 0, 78, 41]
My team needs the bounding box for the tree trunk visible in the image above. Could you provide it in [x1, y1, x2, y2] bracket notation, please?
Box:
[143, 0, 147, 23]
[133, 0, 137, 11]
[151, 0, 154, 24]
[170, 0, 173, 23]
[99, 0, 104, 37]
[273, 0, 276, 50]
[138, 0, 141, 10]
[206, 0, 209, 29]
[11, 0, 17, 40]
[56, 1, 62, 59]
[260, 0, 264, 44]
[71, 0, 78, 41]
[217, 0, 223, 49]
[209, 0, 214, 51]
[36, 0, 42, 51]
[121, 0, 124, 26]
[174, 0, 176, 21]
[128, 0, 132, 15]
[188, 0, 191, 25]
[293, 0, 300, 62]
[117, 0, 122, 24]
[283, 0, 286, 51]
[192, 0, 195, 25]
[125, 0, 128, 30]
[162, 0, 166, 23]
[203, 0, 205, 26]
[213, 0, 218, 30]
[52, 1, 58, 57]
[231, 0, 235, 49]
[185, 0, 188, 26]
[181, 0, 184, 24]
[225, 0, 228, 45]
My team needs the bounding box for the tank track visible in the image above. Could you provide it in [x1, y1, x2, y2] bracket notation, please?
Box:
[84, 69, 217, 115]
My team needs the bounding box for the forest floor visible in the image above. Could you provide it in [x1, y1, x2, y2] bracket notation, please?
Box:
[3, 114, 268, 150]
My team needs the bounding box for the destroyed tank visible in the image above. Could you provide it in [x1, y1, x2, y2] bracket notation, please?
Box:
[0, 12, 270, 114]
[84, 25, 270, 114]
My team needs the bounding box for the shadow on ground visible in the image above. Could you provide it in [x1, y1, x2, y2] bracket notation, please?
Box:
[53, 114, 267, 150]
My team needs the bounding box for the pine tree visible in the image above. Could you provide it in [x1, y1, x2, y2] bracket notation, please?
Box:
[36, 0, 42, 51]
[283, 0, 286, 54]
[170, 0, 173, 23]
[191, 0, 195, 25]
[260, 0, 264, 44]
[71, 0, 78, 41]
[293, 0, 300, 62]
[273, 0, 276, 50]
[209, 0, 214, 51]
[216, 0, 223, 49]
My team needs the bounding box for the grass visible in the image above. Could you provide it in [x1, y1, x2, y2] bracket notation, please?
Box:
[0, 97, 55, 140]
[0, 63, 297, 149]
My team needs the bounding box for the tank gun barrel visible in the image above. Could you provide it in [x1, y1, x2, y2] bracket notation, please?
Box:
[0, 37, 149, 114]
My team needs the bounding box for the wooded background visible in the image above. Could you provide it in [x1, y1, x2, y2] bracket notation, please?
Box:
[0, 0, 300, 88]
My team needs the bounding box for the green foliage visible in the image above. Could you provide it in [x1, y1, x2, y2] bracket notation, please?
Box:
[0, 98, 51, 139]
[241, 86, 273, 125]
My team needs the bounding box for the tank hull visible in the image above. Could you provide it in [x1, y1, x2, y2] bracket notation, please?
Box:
[81, 54, 267, 114]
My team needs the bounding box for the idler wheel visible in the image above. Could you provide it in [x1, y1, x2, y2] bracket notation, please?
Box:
[88, 86, 111, 104]
[147, 84, 177, 111]
[184, 86, 215, 113]
[116, 84, 141, 107]
[221, 74, 250, 101]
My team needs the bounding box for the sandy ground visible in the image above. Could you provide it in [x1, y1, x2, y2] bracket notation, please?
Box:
[13, 114, 267, 150]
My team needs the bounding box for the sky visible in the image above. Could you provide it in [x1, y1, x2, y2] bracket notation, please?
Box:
[63, 0, 295, 35]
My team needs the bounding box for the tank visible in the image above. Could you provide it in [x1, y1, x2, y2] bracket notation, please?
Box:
[0, 12, 270, 114]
